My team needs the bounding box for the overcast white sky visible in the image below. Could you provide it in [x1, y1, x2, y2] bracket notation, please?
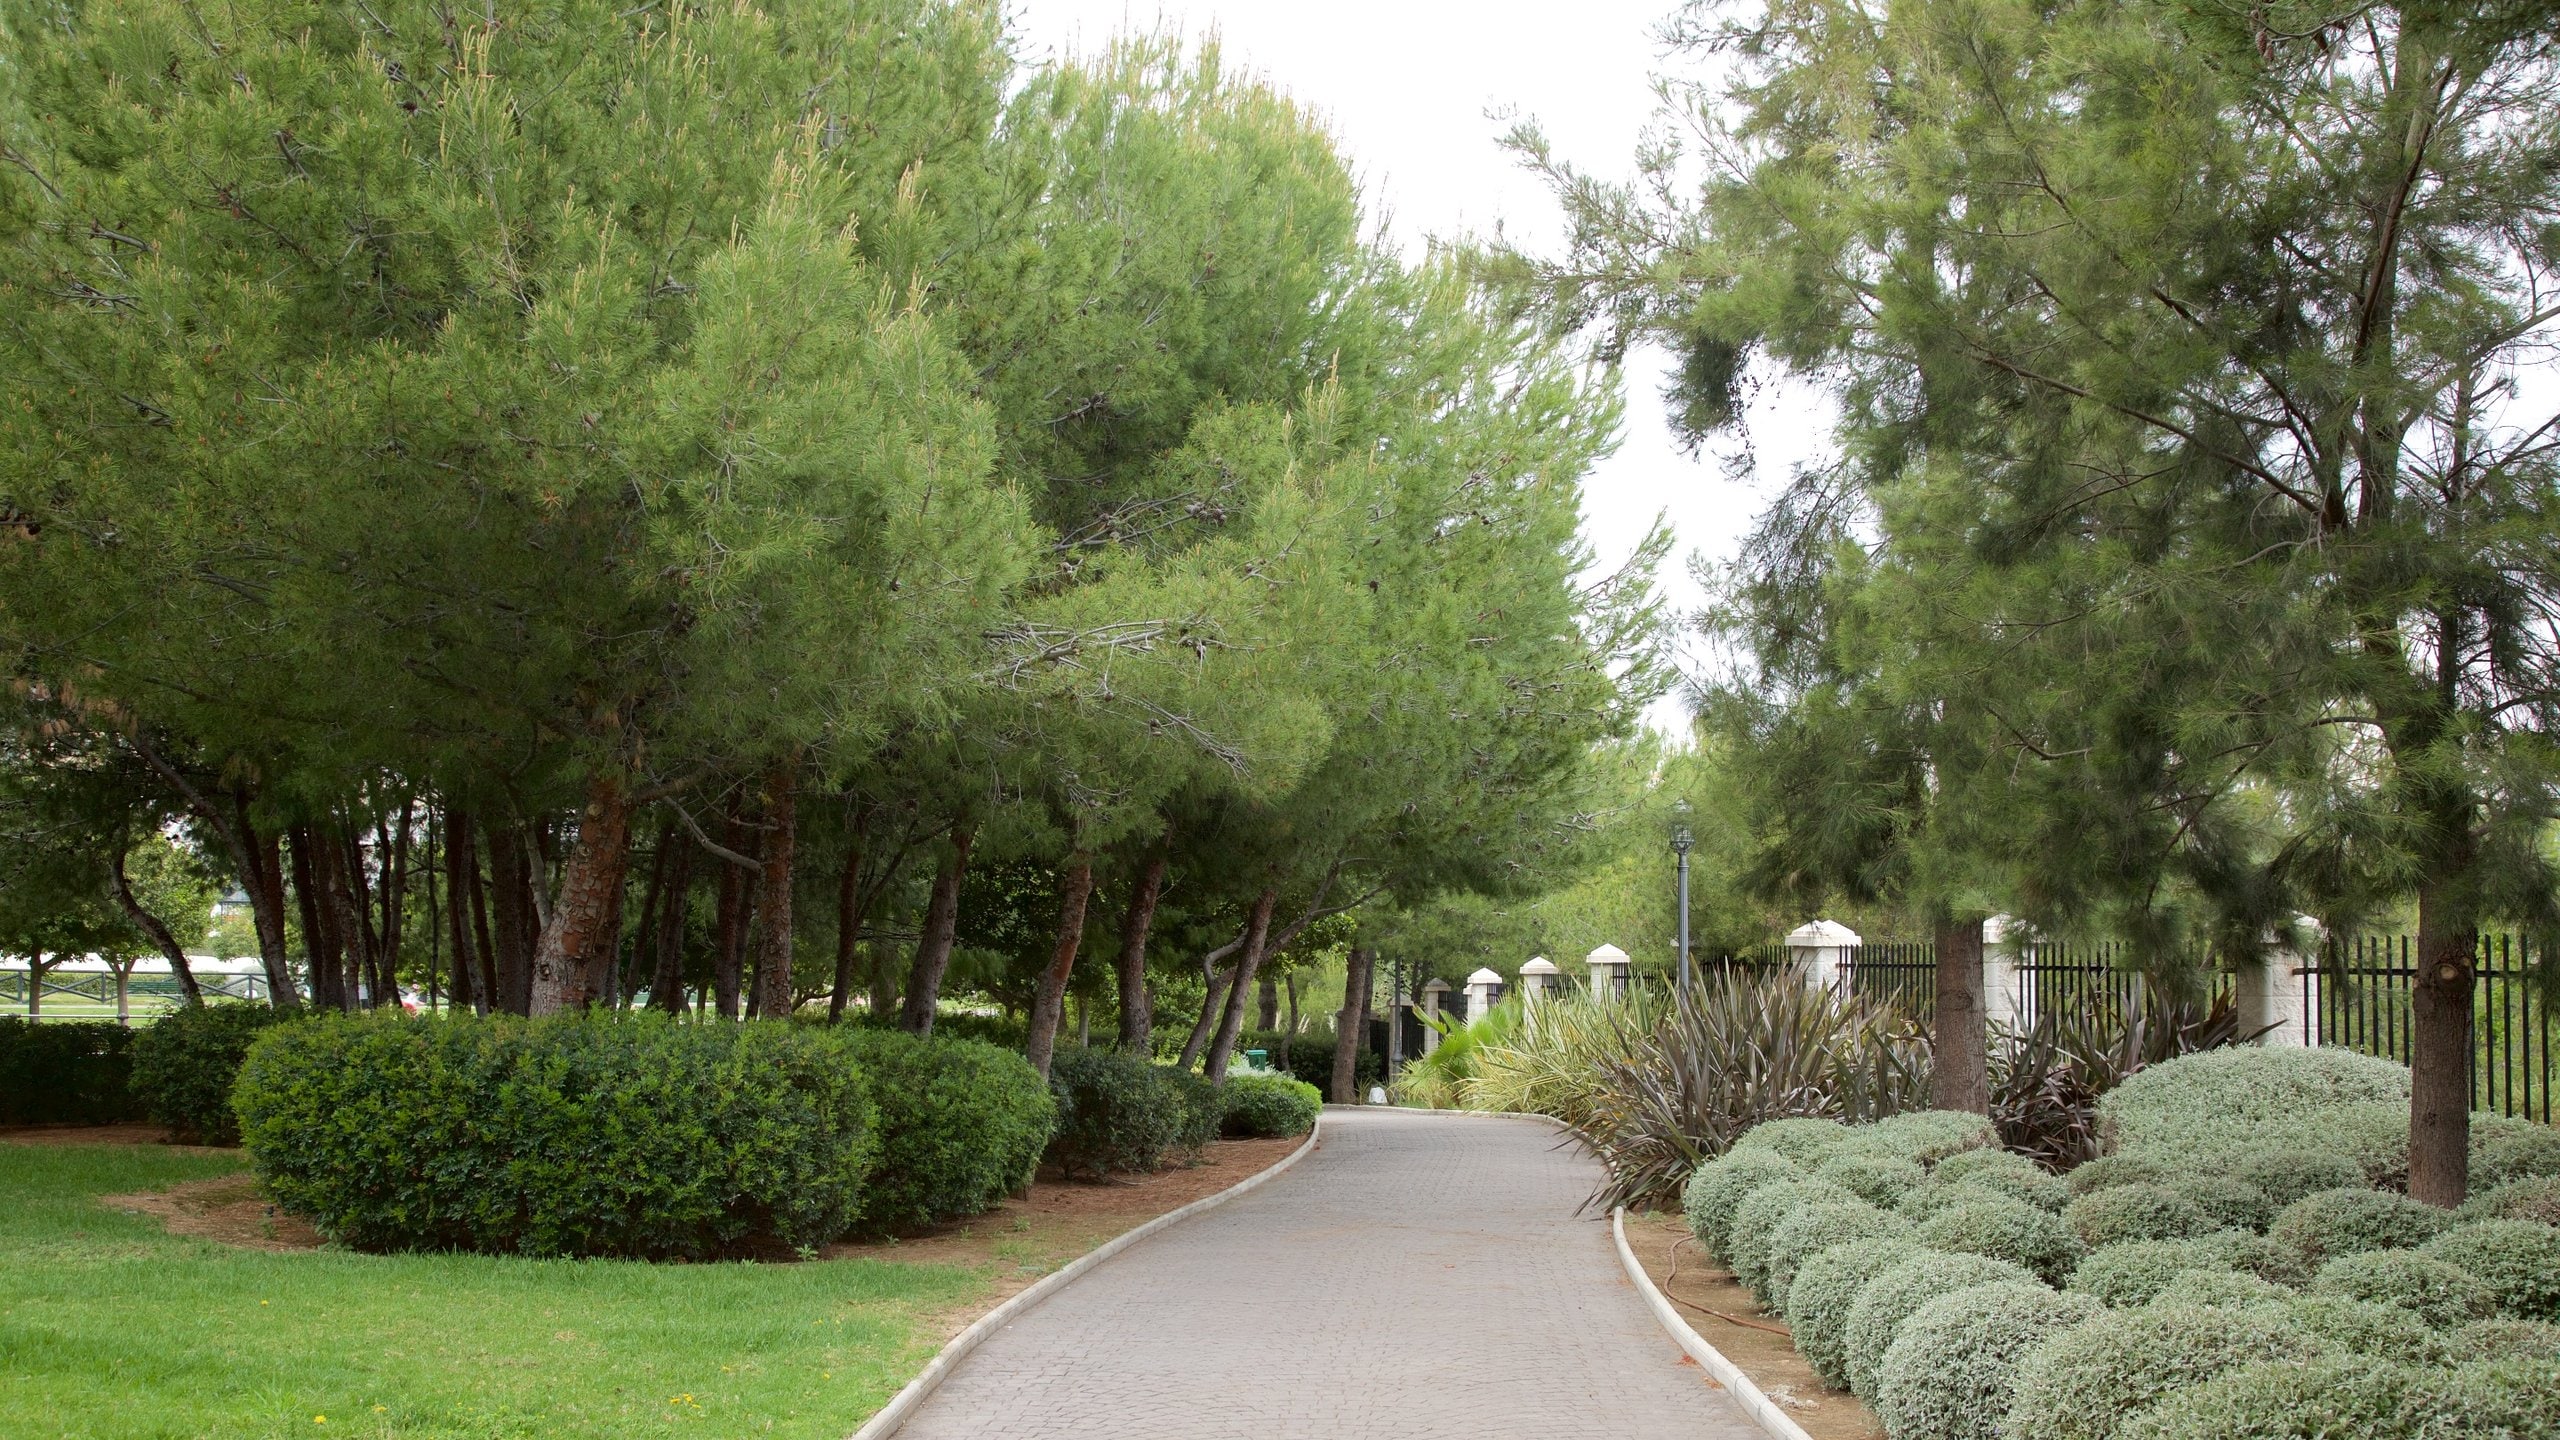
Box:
[1011, 0, 1826, 732]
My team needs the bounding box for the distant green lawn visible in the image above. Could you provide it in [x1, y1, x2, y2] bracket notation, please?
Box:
[0, 1144, 984, 1439]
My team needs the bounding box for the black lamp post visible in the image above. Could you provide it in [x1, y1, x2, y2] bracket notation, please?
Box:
[1670, 798, 1695, 996]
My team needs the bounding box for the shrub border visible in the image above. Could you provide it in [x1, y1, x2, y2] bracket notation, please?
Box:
[850, 1112, 1324, 1440]
[1614, 1204, 1819, 1440]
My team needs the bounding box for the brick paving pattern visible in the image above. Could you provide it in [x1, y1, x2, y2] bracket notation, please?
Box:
[894, 1107, 1760, 1439]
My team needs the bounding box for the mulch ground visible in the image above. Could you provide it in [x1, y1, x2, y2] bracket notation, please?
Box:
[1624, 1210, 1884, 1440]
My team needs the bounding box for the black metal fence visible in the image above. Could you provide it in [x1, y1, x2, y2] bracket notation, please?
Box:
[1729, 931, 2552, 1125]
[2307, 934, 2551, 1126]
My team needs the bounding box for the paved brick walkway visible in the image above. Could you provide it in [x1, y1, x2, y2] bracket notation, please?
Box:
[893, 1107, 1760, 1439]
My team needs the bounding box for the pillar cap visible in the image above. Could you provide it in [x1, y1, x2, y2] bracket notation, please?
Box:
[1520, 956, 1558, 976]
[1785, 919, 1861, 947]
[1585, 943, 1630, 967]
[1983, 914, 2020, 944]
[1422, 978, 1450, 992]
[1465, 967, 1504, 987]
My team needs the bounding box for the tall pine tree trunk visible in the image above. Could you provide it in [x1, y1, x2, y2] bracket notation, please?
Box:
[650, 829, 695, 1014]
[1203, 887, 1279, 1083]
[1114, 839, 1169, 1052]
[1931, 914, 1989, 1115]
[485, 822, 538, 1014]
[1256, 972, 1279, 1030]
[443, 808, 482, 1014]
[712, 801, 755, 1020]
[1024, 855, 1096, 1078]
[748, 758, 800, 1021]
[899, 825, 975, 1035]
[621, 818, 675, 1010]
[2409, 873, 2475, 1207]
[1332, 945, 1374, 1103]
[111, 843, 202, 1006]
[236, 797, 297, 1009]
[528, 770, 634, 1016]
[1177, 960, 1236, 1069]
[828, 832, 867, 1022]
[288, 825, 343, 1011]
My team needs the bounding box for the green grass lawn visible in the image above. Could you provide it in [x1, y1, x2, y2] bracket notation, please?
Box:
[0, 1143, 987, 1439]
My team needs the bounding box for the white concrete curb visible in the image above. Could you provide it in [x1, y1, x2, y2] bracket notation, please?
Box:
[848, 1116, 1324, 1440]
[1612, 1206, 1817, 1440]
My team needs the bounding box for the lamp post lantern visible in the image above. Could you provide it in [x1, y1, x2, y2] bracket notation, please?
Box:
[1670, 798, 1695, 996]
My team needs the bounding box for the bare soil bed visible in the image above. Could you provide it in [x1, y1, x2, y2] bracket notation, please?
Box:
[1623, 1209, 1883, 1440]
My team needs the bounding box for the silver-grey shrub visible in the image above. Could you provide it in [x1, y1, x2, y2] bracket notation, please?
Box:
[2311, 1250, 2495, 1327]
[1841, 1249, 2038, 1399]
[1785, 1238, 1931, 1391]
[1999, 1301, 2316, 1440]
[1914, 1195, 2086, 1286]
[1763, 1199, 1909, 1311]
[2418, 1219, 2560, 1322]
[1872, 1281, 2100, 1440]
[2065, 1233, 2282, 1308]
[1681, 1148, 1800, 1262]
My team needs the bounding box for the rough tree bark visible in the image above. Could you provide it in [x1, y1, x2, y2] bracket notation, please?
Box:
[1177, 957, 1240, 1069]
[485, 822, 538, 1014]
[288, 826, 343, 1011]
[898, 824, 975, 1035]
[321, 825, 376, 1010]
[1114, 839, 1170, 1052]
[527, 770, 636, 1016]
[2409, 873, 2475, 1207]
[443, 809, 482, 1014]
[650, 829, 695, 1014]
[712, 801, 755, 1020]
[747, 758, 800, 1021]
[110, 843, 201, 1006]
[240, 803, 297, 1009]
[1023, 854, 1097, 1078]
[1332, 945, 1374, 1103]
[1203, 887, 1280, 1083]
[1931, 914, 1989, 1116]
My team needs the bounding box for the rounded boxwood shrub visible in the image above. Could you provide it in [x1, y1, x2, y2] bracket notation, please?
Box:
[1045, 1048, 1189, 1177]
[1785, 1238, 1931, 1391]
[838, 1028, 1052, 1235]
[2144, 1268, 2292, 1309]
[2161, 1174, 2277, 1234]
[2066, 1183, 2219, 1248]
[2068, 1233, 2286, 1307]
[127, 1003, 289, 1145]
[2000, 1302, 2317, 1440]
[2457, 1317, 2560, 1361]
[2461, 1175, 2560, 1228]
[234, 1011, 878, 1258]
[1157, 1064, 1222, 1156]
[1901, 1179, 2033, 1222]
[2267, 1186, 2453, 1270]
[2115, 1355, 2418, 1440]
[0, 1017, 141, 1125]
[2230, 1145, 2368, 1210]
[1219, 1073, 1320, 1138]
[1763, 1199, 1907, 1310]
[1873, 1281, 2103, 1440]
[1914, 1194, 2085, 1286]
[1931, 1148, 2068, 1211]
[2398, 1356, 2560, 1439]
[1732, 1116, 1858, 1164]
[2470, 1113, 2560, 1190]
[2419, 1219, 2560, 1322]
[2261, 1293, 2443, 1364]
[1814, 1151, 1927, 1208]
[1868, 1109, 1999, 1164]
[1731, 1178, 1862, 1296]
[2312, 1249, 2494, 1327]
[2066, 1153, 2171, 1198]
[1682, 1149, 1802, 1261]
[2097, 1048, 2410, 1164]
[1841, 1249, 2039, 1399]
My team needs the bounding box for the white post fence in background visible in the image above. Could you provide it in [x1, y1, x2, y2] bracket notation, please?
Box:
[1982, 914, 2031, 1032]
[1785, 919, 1860, 993]
[1420, 979, 1449, 1054]
[1518, 956, 1559, 1005]
[1586, 944, 1630, 1001]
[1463, 968, 1503, 1023]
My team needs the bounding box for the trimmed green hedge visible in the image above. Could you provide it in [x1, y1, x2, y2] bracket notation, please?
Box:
[1218, 1074, 1320, 1138]
[1044, 1047, 1189, 1177]
[234, 1011, 878, 1258]
[129, 1002, 287, 1145]
[838, 1027, 1052, 1235]
[0, 1018, 141, 1125]
[1158, 1062, 1222, 1155]
[1929, 1147, 2068, 1212]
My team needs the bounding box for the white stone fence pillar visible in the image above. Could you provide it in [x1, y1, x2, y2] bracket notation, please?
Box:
[1518, 956, 1559, 1005]
[1463, 967, 1504, 1023]
[1420, 979, 1449, 1054]
[1785, 919, 1861, 994]
[2239, 919, 2323, 1046]
[1586, 944, 1631, 1001]
[1982, 915, 2031, 1032]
